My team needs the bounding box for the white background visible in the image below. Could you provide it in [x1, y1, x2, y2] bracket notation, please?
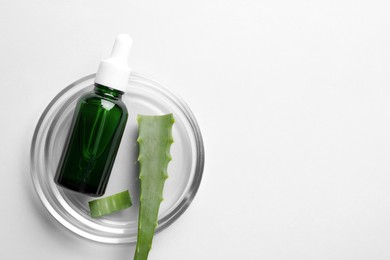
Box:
[1, 0, 390, 259]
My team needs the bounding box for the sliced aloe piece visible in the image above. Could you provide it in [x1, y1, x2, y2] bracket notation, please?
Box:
[134, 114, 174, 260]
[88, 190, 132, 218]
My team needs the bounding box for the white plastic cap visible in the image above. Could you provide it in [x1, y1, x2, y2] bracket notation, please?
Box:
[95, 34, 132, 92]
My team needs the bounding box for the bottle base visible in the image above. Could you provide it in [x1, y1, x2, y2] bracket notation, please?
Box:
[54, 179, 104, 197]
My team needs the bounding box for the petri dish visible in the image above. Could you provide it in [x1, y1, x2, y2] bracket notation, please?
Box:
[30, 73, 204, 244]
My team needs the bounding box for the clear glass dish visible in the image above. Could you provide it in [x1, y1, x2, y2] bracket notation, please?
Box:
[30, 73, 204, 244]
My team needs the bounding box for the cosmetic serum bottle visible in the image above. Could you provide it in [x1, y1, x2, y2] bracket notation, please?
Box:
[55, 34, 132, 196]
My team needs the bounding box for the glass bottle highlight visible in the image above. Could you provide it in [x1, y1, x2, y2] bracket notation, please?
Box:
[55, 34, 132, 196]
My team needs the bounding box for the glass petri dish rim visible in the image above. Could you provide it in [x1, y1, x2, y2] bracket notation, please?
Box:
[30, 72, 205, 244]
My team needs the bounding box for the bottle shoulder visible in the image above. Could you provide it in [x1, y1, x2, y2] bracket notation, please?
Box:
[77, 91, 128, 114]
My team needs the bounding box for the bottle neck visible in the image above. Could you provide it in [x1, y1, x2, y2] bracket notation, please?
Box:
[94, 83, 124, 99]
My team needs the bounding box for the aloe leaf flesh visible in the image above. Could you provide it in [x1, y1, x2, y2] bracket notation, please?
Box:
[88, 190, 132, 218]
[134, 114, 174, 260]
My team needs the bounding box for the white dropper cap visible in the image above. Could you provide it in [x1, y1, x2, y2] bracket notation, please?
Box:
[95, 34, 132, 92]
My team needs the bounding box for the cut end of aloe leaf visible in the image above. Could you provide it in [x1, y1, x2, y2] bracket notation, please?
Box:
[88, 190, 132, 218]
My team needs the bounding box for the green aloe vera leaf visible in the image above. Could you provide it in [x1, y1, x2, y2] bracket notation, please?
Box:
[134, 114, 174, 260]
[88, 190, 132, 218]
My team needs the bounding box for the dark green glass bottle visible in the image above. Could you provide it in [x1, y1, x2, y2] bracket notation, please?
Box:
[54, 34, 133, 196]
[54, 84, 128, 196]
